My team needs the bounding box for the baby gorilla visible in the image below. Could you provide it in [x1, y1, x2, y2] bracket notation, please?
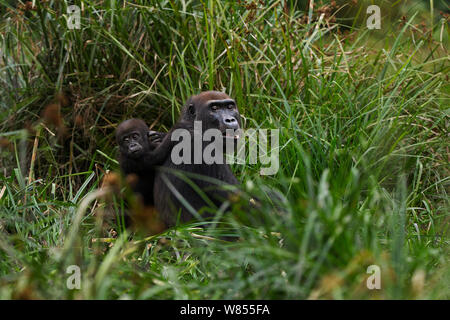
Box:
[116, 118, 166, 206]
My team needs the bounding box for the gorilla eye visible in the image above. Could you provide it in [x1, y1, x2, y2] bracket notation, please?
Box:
[132, 133, 139, 140]
[227, 104, 234, 109]
[211, 105, 218, 111]
[188, 104, 195, 115]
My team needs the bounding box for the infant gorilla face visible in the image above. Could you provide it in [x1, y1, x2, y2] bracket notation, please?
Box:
[116, 119, 151, 159]
[120, 129, 147, 159]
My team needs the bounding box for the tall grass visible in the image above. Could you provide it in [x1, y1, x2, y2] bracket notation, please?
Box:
[0, 0, 448, 299]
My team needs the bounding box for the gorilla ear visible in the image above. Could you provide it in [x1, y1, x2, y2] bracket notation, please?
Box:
[188, 104, 195, 115]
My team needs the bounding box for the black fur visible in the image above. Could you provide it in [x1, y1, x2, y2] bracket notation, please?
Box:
[115, 118, 166, 205]
[151, 91, 241, 226]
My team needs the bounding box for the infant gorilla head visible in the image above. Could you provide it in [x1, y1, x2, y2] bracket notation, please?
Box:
[116, 119, 163, 160]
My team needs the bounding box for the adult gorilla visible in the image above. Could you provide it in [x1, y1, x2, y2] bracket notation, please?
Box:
[153, 91, 242, 226]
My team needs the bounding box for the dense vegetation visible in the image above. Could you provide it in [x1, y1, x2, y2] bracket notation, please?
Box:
[0, 0, 448, 299]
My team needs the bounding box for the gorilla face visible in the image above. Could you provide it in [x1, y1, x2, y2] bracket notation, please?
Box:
[186, 91, 241, 139]
[116, 119, 150, 159]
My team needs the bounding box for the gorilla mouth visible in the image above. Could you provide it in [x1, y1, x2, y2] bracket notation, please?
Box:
[129, 147, 143, 154]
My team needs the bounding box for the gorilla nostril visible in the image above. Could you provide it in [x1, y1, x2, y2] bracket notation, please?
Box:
[224, 117, 239, 130]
